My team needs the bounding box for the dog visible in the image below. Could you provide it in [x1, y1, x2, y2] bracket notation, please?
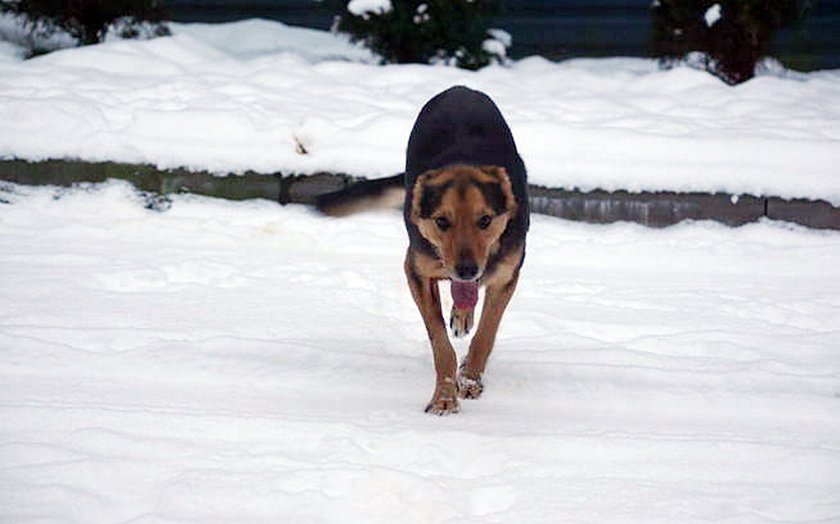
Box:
[318, 86, 529, 414]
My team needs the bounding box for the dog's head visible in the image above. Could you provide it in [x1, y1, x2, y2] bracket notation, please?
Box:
[410, 165, 517, 282]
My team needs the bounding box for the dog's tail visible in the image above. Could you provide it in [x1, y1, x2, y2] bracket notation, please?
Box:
[315, 173, 405, 217]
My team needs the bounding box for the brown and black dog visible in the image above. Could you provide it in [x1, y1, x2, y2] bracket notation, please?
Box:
[318, 86, 529, 414]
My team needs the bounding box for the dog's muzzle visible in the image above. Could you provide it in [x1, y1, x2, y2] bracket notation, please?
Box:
[455, 259, 479, 281]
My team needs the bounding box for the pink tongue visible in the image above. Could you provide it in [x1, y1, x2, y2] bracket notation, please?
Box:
[451, 280, 479, 309]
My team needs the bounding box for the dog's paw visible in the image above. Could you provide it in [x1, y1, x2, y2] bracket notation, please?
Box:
[425, 380, 461, 415]
[457, 370, 484, 399]
[449, 306, 474, 338]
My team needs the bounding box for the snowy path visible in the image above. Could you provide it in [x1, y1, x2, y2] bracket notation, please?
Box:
[1, 182, 839, 523]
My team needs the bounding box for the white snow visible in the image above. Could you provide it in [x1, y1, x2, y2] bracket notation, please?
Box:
[482, 37, 507, 58]
[0, 18, 839, 203]
[0, 12, 77, 55]
[0, 40, 23, 61]
[483, 29, 511, 59]
[705, 4, 722, 27]
[2, 12, 839, 523]
[1, 181, 839, 522]
[347, 0, 393, 18]
[169, 19, 376, 63]
[487, 28, 512, 49]
[413, 4, 431, 24]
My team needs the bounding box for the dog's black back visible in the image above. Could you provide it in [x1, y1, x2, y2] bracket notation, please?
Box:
[404, 86, 529, 263]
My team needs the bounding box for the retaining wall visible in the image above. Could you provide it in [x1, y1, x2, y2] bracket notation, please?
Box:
[2, 159, 838, 230]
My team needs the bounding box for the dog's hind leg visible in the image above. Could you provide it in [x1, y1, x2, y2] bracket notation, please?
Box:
[405, 255, 460, 415]
[459, 272, 519, 399]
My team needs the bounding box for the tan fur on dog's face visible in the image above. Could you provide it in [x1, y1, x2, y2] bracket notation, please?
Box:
[411, 165, 517, 281]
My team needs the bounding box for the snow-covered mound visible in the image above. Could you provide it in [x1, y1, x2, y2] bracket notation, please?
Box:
[167, 19, 377, 63]
[0, 18, 839, 203]
[1, 181, 839, 522]
[0, 40, 23, 61]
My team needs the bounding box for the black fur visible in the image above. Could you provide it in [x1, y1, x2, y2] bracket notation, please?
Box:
[404, 86, 529, 273]
[417, 181, 453, 218]
[475, 181, 509, 216]
[315, 172, 404, 214]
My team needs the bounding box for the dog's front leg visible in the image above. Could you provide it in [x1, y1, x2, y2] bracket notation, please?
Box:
[459, 271, 520, 399]
[405, 255, 460, 415]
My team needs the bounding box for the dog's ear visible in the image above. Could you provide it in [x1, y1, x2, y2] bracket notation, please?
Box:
[410, 169, 441, 221]
[479, 166, 517, 215]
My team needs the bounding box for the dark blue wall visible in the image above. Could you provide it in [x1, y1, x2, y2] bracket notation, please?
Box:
[166, 1, 840, 71]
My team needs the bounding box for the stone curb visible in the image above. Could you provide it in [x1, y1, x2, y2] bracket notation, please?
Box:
[1, 159, 838, 230]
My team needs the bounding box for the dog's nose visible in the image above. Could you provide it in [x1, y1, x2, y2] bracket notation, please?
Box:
[455, 259, 479, 280]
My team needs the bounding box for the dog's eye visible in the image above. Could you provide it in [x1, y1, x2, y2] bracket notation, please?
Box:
[477, 215, 493, 230]
[435, 216, 451, 231]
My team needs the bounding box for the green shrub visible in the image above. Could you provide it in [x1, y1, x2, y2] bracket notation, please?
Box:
[335, 0, 508, 70]
[651, 0, 811, 84]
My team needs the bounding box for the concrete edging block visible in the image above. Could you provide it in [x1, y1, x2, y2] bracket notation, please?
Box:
[2, 159, 838, 231]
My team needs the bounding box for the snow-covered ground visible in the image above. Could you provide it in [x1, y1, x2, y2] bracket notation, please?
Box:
[2, 15, 840, 522]
[1, 18, 839, 203]
[2, 181, 839, 523]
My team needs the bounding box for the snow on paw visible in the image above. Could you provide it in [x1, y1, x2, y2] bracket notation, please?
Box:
[458, 370, 484, 399]
[450, 306, 474, 338]
[425, 396, 460, 415]
[425, 380, 461, 415]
